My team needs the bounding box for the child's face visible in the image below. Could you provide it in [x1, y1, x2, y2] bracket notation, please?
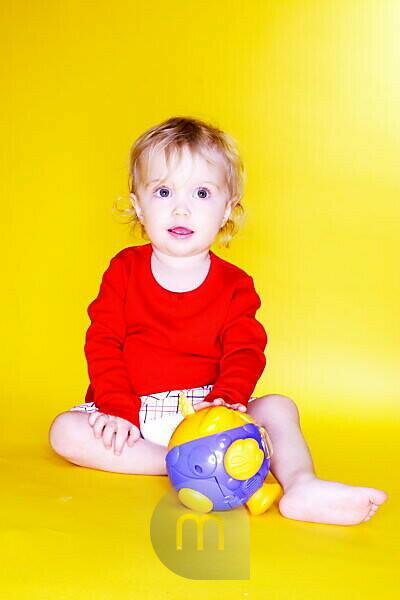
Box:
[130, 146, 233, 258]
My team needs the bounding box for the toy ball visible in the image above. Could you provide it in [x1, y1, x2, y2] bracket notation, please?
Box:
[165, 393, 281, 515]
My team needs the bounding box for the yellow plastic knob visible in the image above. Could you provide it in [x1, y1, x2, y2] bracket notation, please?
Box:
[177, 487, 214, 513]
[224, 438, 264, 480]
[246, 483, 282, 516]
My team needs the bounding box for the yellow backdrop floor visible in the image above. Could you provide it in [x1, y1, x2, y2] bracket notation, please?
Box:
[1, 419, 398, 599]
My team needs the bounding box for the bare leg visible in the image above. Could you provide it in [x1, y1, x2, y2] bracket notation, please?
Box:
[247, 394, 388, 525]
[48, 411, 168, 475]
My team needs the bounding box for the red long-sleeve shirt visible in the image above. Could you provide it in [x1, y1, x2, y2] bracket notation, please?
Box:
[83, 243, 268, 429]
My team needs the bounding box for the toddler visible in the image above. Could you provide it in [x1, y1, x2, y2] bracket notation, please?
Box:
[49, 116, 387, 525]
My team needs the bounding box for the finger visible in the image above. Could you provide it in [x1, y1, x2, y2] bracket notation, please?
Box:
[193, 401, 209, 412]
[231, 403, 247, 412]
[88, 411, 101, 426]
[114, 428, 129, 455]
[213, 398, 224, 405]
[213, 399, 230, 408]
[127, 426, 140, 447]
[93, 413, 109, 438]
[102, 420, 118, 449]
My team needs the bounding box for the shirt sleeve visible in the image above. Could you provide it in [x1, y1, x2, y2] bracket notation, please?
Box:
[205, 275, 268, 407]
[83, 252, 142, 429]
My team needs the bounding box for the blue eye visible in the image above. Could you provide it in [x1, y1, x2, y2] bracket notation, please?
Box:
[197, 187, 212, 199]
[153, 186, 212, 199]
[154, 186, 170, 198]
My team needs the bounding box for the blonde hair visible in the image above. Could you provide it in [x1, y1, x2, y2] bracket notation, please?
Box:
[113, 115, 247, 248]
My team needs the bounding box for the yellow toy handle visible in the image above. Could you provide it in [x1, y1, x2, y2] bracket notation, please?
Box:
[178, 391, 195, 417]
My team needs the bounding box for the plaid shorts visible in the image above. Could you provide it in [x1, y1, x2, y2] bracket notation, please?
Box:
[70, 383, 257, 448]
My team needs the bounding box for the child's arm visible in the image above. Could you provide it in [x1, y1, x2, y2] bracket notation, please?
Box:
[205, 275, 268, 408]
[84, 251, 141, 430]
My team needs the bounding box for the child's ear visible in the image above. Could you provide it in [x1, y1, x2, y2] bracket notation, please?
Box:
[129, 193, 143, 222]
[221, 200, 234, 227]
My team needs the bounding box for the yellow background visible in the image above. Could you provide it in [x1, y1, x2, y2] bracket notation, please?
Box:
[1, 0, 399, 597]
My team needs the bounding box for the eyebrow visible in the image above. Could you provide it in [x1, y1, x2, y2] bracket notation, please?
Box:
[146, 179, 221, 190]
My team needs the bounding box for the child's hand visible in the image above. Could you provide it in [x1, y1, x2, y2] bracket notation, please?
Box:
[88, 411, 141, 455]
[193, 397, 247, 413]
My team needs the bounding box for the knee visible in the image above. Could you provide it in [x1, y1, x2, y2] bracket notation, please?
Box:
[48, 412, 83, 460]
[259, 394, 300, 423]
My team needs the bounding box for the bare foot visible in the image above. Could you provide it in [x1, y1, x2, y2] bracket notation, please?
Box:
[278, 474, 388, 525]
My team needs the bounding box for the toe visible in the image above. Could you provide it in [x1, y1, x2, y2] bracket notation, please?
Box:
[370, 489, 388, 505]
[363, 515, 372, 522]
[363, 502, 380, 522]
